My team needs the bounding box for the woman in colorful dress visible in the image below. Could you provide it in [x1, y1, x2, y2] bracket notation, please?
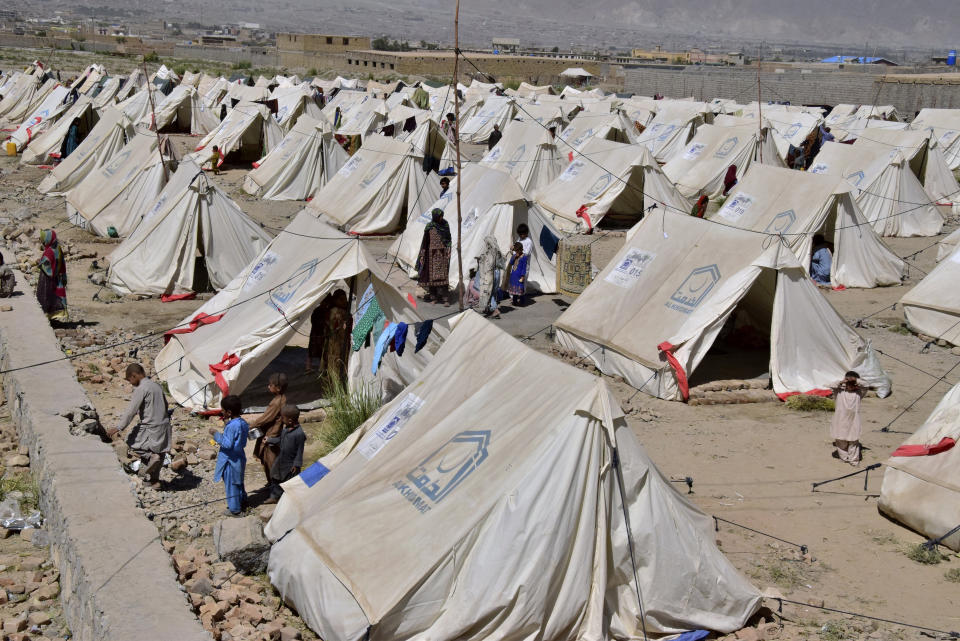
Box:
[506, 241, 529, 307]
[417, 208, 452, 304]
[36, 229, 68, 323]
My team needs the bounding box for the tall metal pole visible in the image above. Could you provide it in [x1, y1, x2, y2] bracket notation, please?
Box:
[756, 42, 763, 164]
[139, 41, 169, 181]
[453, 0, 464, 311]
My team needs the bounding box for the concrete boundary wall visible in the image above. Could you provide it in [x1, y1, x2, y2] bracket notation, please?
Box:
[0, 263, 209, 641]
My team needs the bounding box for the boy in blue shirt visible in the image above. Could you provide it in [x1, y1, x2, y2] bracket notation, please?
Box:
[209, 395, 249, 516]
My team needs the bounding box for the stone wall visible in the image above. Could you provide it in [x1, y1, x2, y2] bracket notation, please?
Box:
[623, 66, 960, 114]
[0, 262, 209, 641]
[173, 45, 279, 68]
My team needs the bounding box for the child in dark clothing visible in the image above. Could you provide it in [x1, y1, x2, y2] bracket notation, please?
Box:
[264, 404, 306, 503]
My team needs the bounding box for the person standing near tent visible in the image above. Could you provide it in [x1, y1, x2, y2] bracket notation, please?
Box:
[205, 145, 221, 175]
[107, 363, 172, 490]
[487, 123, 502, 150]
[506, 241, 529, 307]
[210, 394, 249, 516]
[516, 223, 532, 257]
[250, 372, 287, 488]
[690, 195, 709, 218]
[438, 176, 450, 197]
[441, 112, 457, 144]
[722, 165, 738, 195]
[36, 229, 68, 323]
[263, 405, 306, 504]
[810, 234, 833, 286]
[417, 209, 452, 304]
[830, 371, 868, 466]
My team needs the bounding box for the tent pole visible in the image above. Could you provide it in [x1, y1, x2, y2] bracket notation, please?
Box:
[610, 441, 650, 641]
[453, 0, 464, 311]
[139, 40, 169, 181]
[756, 41, 763, 164]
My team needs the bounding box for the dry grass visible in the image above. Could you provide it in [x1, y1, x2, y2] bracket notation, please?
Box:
[785, 395, 836, 412]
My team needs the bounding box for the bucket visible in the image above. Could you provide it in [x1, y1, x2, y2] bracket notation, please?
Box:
[5, 142, 15, 157]
[556, 235, 593, 297]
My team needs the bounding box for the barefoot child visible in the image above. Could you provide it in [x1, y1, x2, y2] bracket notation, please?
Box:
[831, 371, 867, 466]
[210, 395, 249, 516]
[264, 405, 306, 503]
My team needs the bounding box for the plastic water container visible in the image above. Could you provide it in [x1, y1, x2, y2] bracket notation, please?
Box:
[5, 142, 15, 156]
[948, 50, 957, 66]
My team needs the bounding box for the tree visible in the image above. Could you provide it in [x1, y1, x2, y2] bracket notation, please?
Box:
[551, 46, 559, 53]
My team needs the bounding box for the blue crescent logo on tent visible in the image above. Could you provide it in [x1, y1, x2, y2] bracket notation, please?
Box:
[667, 265, 720, 314]
[784, 122, 802, 138]
[585, 173, 614, 199]
[846, 170, 866, 187]
[266, 258, 319, 309]
[764, 209, 796, 234]
[657, 124, 677, 142]
[714, 137, 738, 158]
[506, 144, 526, 170]
[405, 430, 490, 504]
[359, 160, 387, 187]
[102, 150, 132, 177]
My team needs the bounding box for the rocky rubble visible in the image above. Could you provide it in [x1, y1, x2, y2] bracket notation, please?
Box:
[0, 400, 70, 640]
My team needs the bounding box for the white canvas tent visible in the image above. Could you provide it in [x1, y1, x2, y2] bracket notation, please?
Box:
[879, 381, 960, 551]
[89, 76, 123, 110]
[458, 95, 515, 144]
[555, 209, 891, 401]
[270, 83, 323, 131]
[20, 95, 97, 166]
[111, 69, 146, 105]
[66, 133, 171, 237]
[265, 311, 762, 641]
[851, 128, 960, 208]
[662, 124, 764, 200]
[155, 212, 441, 410]
[7, 85, 70, 151]
[38, 107, 133, 195]
[0, 77, 58, 127]
[937, 227, 960, 262]
[535, 137, 692, 233]
[189, 101, 284, 165]
[479, 119, 564, 193]
[242, 116, 349, 201]
[810, 141, 943, 237]
[900, 247, 960, 347]
[390, 165, 559, 293]
[555, 111, 633, 155]
[763, 110, 824, 164]
[640, 100, 710, 163]
[308, 134, 442, 235]
[708, 164, 905, 288]
[910, 108, 960, 170]
[142, 84, 219, 135]
[828, 117, 906, 143]
[107, 157, 272, 296]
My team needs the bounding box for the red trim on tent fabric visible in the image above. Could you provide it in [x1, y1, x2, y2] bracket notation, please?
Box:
[568, 151, 574, 162]
[196, 408, 222, 417]
[161, 292, 196, 303]
[576, 205, 593, 232]
[776, 389, 833, 401]
[49, 152, 60, 159]
[832, 285, 847, 291]
[38, 165, 55, 170]
[163, 311, 224, 344]
[251, 161, 260, 169]
[891, 437, 955, 458]
[407, 293, 417, 308]
[657, 341, 689, 402]
[209, 353, 240, 396]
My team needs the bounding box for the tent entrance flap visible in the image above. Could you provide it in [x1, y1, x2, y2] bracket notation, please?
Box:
[592, 166, 648, 229]
[686, 268, 775, 388]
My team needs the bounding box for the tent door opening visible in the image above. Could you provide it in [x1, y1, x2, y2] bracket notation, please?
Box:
[687, 268, 776, 389]
[596, 167, 648, 229]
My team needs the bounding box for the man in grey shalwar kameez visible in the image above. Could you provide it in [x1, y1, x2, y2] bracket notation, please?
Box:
[107, 363, 172, 488]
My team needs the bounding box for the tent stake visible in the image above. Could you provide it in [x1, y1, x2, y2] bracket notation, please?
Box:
[452, 0, 464, 311]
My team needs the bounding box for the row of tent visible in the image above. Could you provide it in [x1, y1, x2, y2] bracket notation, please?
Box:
[7, 61, 960, 639]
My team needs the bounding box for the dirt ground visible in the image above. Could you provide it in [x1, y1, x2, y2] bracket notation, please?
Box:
[2, 131, 959, 641]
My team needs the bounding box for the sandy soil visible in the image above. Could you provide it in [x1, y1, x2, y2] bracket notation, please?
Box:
[2, 133, 959, 640]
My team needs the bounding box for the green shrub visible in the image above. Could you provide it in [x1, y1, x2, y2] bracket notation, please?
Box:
[318, 375, 381, 456]
[233, 60, 252, 70]
[785, 395, 835, 411]
[143, 51, 160, 63]
[905, 543, 945, 565]
[945, 568, 960, 582]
